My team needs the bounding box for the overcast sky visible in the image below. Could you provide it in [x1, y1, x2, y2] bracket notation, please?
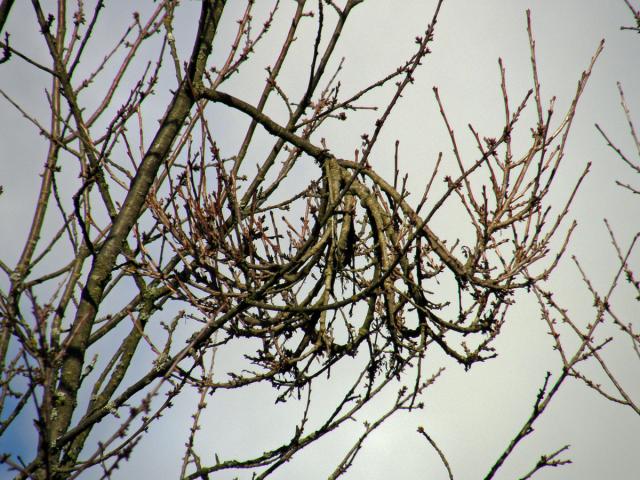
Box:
[1, 1, 639, 479]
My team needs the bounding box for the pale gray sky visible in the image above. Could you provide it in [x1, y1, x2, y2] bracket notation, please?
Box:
[0, 1, 638, 479]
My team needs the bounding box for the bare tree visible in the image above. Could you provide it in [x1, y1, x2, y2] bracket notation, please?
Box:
[537, 0, 640, 420]
[0, 1, 626, 479]
[496, 5, 640, 478]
